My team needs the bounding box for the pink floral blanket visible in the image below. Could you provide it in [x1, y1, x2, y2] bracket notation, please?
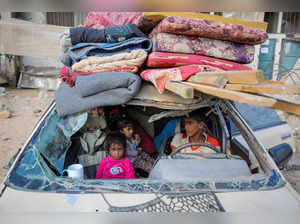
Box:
[140, 65, 221, 93]
[149, 16, 268, 45]
[147, 52, 252, 71]
[152, 33, 255, 64]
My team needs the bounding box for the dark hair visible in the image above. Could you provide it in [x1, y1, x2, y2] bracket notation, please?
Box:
[186, 109, 208, 123]
[118, 119, 134, 130]
[105, 132, 126, 151]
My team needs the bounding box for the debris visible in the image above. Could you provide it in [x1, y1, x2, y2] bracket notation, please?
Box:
[0, 110, 11, 119]
[2, 137, 10, 141]
[33, 109, 42, 114]
[0, 87, 6, 93]
[5, 107, 13, 113]
[9, 93, 15, 98]
[21, 106, 29, 111]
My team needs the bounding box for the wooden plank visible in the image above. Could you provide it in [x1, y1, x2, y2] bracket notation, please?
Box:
[188, 70, 265, 84]
[0, 18, 68, 60]
[180, 81, 277, 107]
[225, 83, 300, 94]
[189, 75, 228, 88]
[165, 81, 194, 99]
[262, 80, 284, 85]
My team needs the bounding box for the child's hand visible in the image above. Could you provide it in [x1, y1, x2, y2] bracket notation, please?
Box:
[134, 134, 141, 143]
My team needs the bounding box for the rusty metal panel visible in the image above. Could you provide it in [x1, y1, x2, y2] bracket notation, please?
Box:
[47, 12, 74, 27]
[17, 66, 61, 90]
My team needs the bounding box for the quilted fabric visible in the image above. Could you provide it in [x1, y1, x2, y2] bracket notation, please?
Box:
[149, 16, 268, 45]
[81, 12, 158, 34]
[140, 65, 221, 93]
[152, 33, 255, 64]
[72, 49, 147, 73]
[147, 52, 252, 71]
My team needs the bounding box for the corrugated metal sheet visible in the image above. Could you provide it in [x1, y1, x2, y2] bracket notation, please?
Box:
[282, 12, 300, 34]
[46, 12, 74, 27]
[74, 12, 89, 26]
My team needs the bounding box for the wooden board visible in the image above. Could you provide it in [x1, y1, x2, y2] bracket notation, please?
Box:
[165, 81, 194, 98]
[188, 70, 265, 85]
[0, 18, 68, 60]
[188, 75, 228, 88]
[225, 83, 300, 94]
[180, 81, 277, 107]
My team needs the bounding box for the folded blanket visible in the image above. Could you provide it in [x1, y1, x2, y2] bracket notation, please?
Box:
[61, 37, 152, 67]
[55, 72, 141, 117]
[71, 24, 146, 45]
[81, 12, 158, 34]
[140, 65, 221, 93]
[143, 12, 268, 30]
[152, 33, 254, 64]
[72, 49, 147, 73]
[60, 24, 146, 54]
[147, 52, 252, 71]
[82, 12, 143, 29]
[149, 16, 268, 45]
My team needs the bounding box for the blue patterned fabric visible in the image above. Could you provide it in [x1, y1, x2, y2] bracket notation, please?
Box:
[61, 37, 152, 66]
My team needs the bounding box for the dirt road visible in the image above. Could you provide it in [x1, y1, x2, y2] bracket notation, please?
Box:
[0, 88, 54, 182]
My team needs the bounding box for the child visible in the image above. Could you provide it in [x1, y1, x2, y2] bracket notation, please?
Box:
[118, 119, 155, 174]
[95, 132, 135, 179]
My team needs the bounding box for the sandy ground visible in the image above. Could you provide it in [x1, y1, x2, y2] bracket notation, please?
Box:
[0, 88, 54, 182]
[1, 87, 300, 195]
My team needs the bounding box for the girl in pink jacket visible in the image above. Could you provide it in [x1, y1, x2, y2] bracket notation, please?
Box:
[96, 132, 135, 179]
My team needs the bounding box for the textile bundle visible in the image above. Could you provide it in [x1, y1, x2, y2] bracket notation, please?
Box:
[61, 37, 152, 67]
[149, 16, 268, 45]
[81, 12, 159, 34]
[147, 52, 252, 71]
[55, 72, 142, 117]
[72, 49, 147, 73]
[141, 65, 221, 93]
[151, 33, 255, 64]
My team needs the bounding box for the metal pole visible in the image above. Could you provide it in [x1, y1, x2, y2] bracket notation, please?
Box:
[277, 12, 283, 33]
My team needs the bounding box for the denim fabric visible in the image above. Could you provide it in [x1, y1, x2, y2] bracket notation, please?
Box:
[64, 37, 152, 66]
[70, 24, 146, 45]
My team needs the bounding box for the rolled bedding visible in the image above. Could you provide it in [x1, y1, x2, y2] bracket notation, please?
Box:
[152, 33, 255, 64]
[149, 16, 268, 45]
[55, 72, 142, 117]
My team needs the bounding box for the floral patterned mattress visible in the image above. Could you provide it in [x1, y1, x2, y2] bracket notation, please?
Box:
[152, 33, 255, 64]
[147, 52, 252, 71]
[149, 16, 268, 45]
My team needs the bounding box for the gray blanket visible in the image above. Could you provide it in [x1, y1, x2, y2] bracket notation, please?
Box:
[55, 72, 141, 117]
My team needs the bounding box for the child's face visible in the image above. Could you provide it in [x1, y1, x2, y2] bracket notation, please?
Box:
[109, 143, 125, 160]
[121, 125, 134, 139]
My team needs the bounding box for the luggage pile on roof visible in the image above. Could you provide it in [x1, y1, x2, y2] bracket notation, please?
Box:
[55, 12, 300, 117]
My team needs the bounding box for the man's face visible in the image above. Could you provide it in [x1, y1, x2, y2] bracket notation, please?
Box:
[91, 107, 104, 115]
[184, 117, 203, 137]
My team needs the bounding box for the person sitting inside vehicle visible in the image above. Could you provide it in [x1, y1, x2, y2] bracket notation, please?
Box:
[170, 110, 220, 153]
[96, 132, 135, 179]
[64, 106, 109, 179]
[118, 119, 155, 176]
